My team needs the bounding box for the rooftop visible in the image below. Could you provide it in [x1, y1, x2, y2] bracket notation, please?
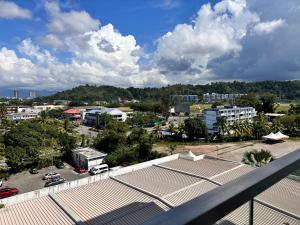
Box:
[0, 153, 299, 225]
[72, 147, 107, 159]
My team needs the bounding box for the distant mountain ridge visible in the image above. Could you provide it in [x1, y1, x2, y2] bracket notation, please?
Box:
[36, 81, 300, 103]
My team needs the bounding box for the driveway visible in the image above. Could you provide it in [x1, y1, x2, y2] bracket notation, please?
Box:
[2, 163, 89, 194]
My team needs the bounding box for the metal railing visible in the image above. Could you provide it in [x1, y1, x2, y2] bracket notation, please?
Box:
[142, 148, 300, 225]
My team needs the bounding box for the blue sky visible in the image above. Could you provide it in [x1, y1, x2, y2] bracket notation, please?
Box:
[0, 0, 211, 52]
[0, 0, 299, 91]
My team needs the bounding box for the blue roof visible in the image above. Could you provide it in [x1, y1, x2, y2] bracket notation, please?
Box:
[87, 108, 118, 114]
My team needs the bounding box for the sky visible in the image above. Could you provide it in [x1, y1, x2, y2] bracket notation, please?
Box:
[0, 0, 299, 91]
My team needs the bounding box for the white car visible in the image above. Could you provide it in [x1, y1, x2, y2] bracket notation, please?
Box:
[89, 164, 109, 175]
[43, 172, 60, 180]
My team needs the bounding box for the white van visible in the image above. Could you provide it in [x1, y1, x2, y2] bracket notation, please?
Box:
[89, 164, 109, 175]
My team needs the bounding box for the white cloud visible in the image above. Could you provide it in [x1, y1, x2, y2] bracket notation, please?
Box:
[45, 1, 100, 35]
[39, 34, 64, 49]
[0, 1, 31, 19]
[18, 39, 55, 64]
[253, 19, 285, 34]
[155, 0, 260, 82]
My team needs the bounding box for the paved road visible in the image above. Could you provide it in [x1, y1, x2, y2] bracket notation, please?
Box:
[75, 125, 98, 138]
[3, 163, 89, 194]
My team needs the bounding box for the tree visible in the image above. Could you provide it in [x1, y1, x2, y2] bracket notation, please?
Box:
[97, 113, 113, 128]
[242, 149, 274, 167]
[184, 118, 207, 140]
[288, 103, 300, 115]
[214, 116, 229, 137]
[0, 104, 7, 120]
[260, 94, 277, 113]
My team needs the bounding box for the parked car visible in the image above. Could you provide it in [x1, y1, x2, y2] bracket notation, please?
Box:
[30, 168, 38, 174]
[56, 162, 65, 169]
[44, 178, 65, 187]
[0, 188, 19, 198]
[43, 172, 60, 180]
[89, 164, 109, 175]
[74, 166, 87, 174]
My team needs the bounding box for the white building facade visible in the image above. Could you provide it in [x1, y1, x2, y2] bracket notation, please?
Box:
[72, 147, 107, 170]
[204, 106, 257, 134]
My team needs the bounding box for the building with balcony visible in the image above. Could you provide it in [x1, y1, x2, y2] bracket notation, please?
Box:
[6, 112, 40, 121]
[203, 93, 245, 103]
[204, 106, 257, 134]
[0, 151, 299, 225]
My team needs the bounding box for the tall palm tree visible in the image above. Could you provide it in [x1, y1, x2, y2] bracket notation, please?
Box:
[230, 120, 243, 139]
[214, 116, 229, 137]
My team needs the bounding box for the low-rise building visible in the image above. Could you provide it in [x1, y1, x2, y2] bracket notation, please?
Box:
[171, 95, 199, 104]
[204, 106, 257, 134]
[6, 112, 40, 121]
[63, 109, 81, 122]
[33, 105, 65, 111]
[72, 147, 107, 170]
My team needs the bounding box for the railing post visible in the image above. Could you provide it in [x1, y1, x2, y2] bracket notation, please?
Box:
[249, 198, 254, 225]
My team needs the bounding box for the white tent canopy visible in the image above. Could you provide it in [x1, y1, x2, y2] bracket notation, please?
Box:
[262, 132, 289, 141]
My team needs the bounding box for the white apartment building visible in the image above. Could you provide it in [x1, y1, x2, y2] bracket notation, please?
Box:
[204, 106, 257, 134]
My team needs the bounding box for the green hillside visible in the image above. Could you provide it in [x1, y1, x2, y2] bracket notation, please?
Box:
[36, 81, 300, 103]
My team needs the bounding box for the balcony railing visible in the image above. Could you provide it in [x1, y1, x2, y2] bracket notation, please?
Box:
[142, 148, 300, 225]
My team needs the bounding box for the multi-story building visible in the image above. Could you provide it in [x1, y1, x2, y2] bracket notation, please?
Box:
[84, 108, 127, 127]
[203, 93, 245, 103]
[72, 147, 107, 170]
[13, 90, 19, 99]
[6, 112, 40, 121]
[171, 95, 199, 104]
[204, 106, 257, 134]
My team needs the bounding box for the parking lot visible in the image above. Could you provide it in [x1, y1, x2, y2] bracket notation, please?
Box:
[2, 163, 89, 194]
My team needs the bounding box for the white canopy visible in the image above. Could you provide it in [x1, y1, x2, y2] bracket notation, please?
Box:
[275, 131, 289, 139]
[262, 132, 289, 141]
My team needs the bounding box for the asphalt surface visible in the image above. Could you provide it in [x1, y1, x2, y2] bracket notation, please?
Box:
[2, 163, 89, 194]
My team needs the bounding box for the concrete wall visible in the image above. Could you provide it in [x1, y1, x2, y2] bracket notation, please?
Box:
[0, 154, 179, 206]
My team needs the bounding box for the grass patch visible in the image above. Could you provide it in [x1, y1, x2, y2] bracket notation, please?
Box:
[275, 103, 290, 113]
[190, 104, 212, 113]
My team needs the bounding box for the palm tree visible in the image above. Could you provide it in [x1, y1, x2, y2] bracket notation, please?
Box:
[242, 149, 274, 167]
[230, 120, 243, 139]
[152, 124, 162, 140]
[214, 116, 229, 137]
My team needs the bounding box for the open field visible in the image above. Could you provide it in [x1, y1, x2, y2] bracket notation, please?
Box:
[153, 140, 300, 163]
[190, 103, 212, 114]
[275, 103, 291, 113]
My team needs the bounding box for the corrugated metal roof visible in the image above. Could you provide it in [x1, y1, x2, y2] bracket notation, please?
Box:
[212, 165, 255, 184]
[257, 178, 300, 216]
[0, 157, 299, 225]
[164, 181, 218, 207]
[160, 158, 239, 178]
[216, 201, 300, 225]
[0, 196, 75, 225]
[115, 166, 201, 197]
[56, 178, 169, 225]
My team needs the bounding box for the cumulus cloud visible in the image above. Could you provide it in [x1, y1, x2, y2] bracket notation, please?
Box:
[155, 0, 260, 82]
[45, 1, 100, 35]
[0, 0, 299, 90]
[253, 19, 285, 34]
[0, 1, 31, 19]
[39, 34, 64, 49]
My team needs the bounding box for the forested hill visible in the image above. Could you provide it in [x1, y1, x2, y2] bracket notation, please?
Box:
[36, 81, 300, 103]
